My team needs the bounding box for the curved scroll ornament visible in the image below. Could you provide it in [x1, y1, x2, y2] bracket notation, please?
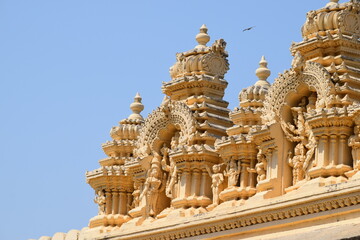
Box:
[339, 4, 360, 35]
[262, 61, 335, 124]
[134, 99, 197, 158]
[200, 39, 229, 77]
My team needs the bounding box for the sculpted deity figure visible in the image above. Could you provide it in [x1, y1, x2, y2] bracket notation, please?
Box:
[161, 143, 177, 198]
[256, 148, 267, 182]
[94, 190, 106, 215]
[291, 51, 305, 73]
[206, 164, 224, 206]
[170, 132, 180, 149]
[281, 96, 316, 176]
[288, 143, 306, 185]
[247, 148, 267, 183]
[132, 181, 141, 208]
[349, 125, 360, 171]
[223, 159, 240, 188]
[140, 161, 166, 218]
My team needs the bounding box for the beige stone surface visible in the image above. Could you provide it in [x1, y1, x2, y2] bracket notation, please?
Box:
[52, 232, 66, 240]
[64, 230, 79, 240]
[34, 0, 360, 239]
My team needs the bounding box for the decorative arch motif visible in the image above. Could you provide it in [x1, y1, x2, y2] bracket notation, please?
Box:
[262, 61, 335, 123]
[134, 100, 197, 158]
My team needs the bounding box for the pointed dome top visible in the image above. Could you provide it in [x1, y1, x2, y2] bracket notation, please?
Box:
[238, 56, 271, 107]
[128, 93, 144, 120]
[195, 24, 210, 48]
[255, 56, 271, 86]
[109, 93, 144, 141]
[326, 0, 339, 8]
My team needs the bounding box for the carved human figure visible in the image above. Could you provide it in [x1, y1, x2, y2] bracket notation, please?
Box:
[288, 143, 306, 185]
[281, 96, 316, 173]
[161, 143, 177, 198]
[170, 132, 180, 150]
[256, 149, 267, 182]
[94, 190, 106, 215]
[349, 125, 360, 171]
[132, 181, 141, 208]
[223, 159, 240, 188]
[206, 164, 224, 206]
[140, 164, 166, 218]
[247, 148, 267, 183]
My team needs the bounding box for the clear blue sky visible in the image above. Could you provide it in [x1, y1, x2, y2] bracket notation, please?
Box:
[0, 1, 326, 239]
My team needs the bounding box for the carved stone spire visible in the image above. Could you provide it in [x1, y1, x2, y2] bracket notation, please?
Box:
[195, 24, 210, 48]
[292, 0, 360, 103]
[255, 56, 271, 86]
[86, 93, 145, 228]
[129, 93, 144, 120]
[164, 25, 232, 139]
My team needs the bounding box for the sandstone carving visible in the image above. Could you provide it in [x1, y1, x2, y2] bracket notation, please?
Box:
[206, 164, 224, 206]
[33, 1, 360, 239]
[94, 190, 106, 215]
[223, 159, 240, 188]
[140, 159, 167, 218]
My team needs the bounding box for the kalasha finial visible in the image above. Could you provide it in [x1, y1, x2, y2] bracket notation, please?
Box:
[255, 56, 271, 86]
[326, 0, 339, 7]
[128, 93, 144, 120]
[195, 24, 210, 48]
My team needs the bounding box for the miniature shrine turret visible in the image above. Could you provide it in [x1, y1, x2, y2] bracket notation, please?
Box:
[86, 93, 144, 230]
[215, 56, 271, 203]
[125, 25, 234, 221]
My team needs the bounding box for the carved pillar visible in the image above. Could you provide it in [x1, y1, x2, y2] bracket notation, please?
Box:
[307, 111, 353, 181]
[249, 158, 256, 188]
[179, 170, 186, 198]
[330, 135, 338, 166]
[200, 170, 207, 197]
[313, 136, 319, 167]
[239, 162, 247, 189]
[119, 192, 127, 215]
[191, 170, 201, 196]
[318, 135, 329, 167]
[105, 191, 112, 215]
[339, 135, 347, 165]
[126, 193, 132, 213]
[265, 149, 273, 180]
[112, 191, 119, 215]
[184, 170, 192, 197]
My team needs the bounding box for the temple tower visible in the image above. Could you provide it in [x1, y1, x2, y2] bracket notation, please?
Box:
[86, 93, 144, 231]
[292, 0, 360, 104]
[125, 25, 233, 220]
[215, 56, 271, 203]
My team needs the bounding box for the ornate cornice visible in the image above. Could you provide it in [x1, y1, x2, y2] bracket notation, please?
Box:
[101, 182, 360, 240]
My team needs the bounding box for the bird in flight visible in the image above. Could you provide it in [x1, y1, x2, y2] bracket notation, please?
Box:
[243, 26, 255, 32]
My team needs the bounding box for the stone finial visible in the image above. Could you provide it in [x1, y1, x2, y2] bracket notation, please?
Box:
[255, 56, 271, 86]
[195, 24, 210, 48]
[128, 93, 144, 120]
[326, 0, 339, 7]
